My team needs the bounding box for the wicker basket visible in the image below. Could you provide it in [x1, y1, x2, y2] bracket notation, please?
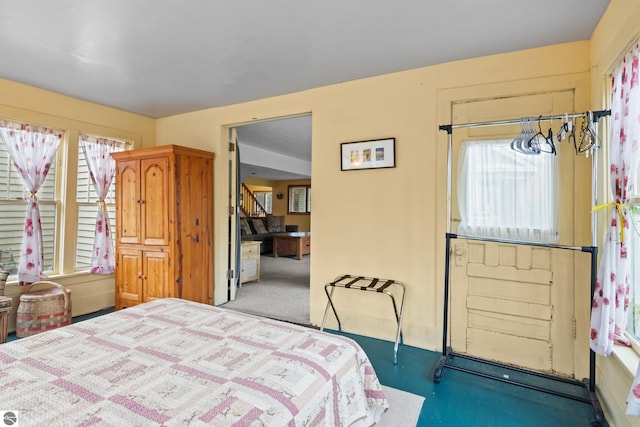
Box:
[0, 271, 8, 296]
[0, 296, 11, 344]
[16, 281, 72, 337]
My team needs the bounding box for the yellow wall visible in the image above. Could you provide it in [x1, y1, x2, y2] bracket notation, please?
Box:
[2, 2, 639, 422]
[0, 77, 156, 331]
[157, 40, 592, 349]
[156, 30, 635, 422]
[244, 177, 312, 231]
[590, 1, 640, 425]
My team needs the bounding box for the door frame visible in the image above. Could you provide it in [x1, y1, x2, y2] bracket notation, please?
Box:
[227, 127, 240, 301]
[221, 113, 312, 308]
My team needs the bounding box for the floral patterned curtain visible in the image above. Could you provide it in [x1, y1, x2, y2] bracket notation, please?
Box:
[584, 42, 640, 415]
[80, 135, 124, 274]
[0, 121, 62, 285]
[620, 42, 640, 417]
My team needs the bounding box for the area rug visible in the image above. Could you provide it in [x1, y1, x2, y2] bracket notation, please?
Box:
[378, 385, 425, 427]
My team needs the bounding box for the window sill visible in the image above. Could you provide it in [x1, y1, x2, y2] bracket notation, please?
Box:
[612, 344, 640, 377]
[2, 270, 112, 289]
[611, 331, 640, 378]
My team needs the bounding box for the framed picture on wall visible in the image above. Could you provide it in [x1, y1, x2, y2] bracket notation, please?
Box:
[340, 138, 395, 171]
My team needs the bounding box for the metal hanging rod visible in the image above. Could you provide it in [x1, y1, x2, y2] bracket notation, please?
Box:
[439, 109, 611, 134]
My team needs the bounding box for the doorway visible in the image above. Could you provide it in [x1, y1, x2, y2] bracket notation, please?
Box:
[225, 114, 312, 325]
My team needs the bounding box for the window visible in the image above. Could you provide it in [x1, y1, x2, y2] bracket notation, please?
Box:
[254, 191, 272, 214]
[627, 153, 640, 343]
[0, 127, 59, 276]
[457, 139, 558, 243]
[75, 136, 127, 269]
[0, 118, 134, 281]
[605, 41, 640, 343]
[288, 185, 311, 214]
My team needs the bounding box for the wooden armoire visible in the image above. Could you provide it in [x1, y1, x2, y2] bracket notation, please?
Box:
[111, 145, 214, 309]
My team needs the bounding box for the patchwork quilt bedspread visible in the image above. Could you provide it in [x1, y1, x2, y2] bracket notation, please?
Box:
[0, 298, 388, 426]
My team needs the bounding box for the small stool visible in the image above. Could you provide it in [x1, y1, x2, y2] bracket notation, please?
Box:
[0, 296, 12, 344]
[321, 274, 406, 364]
[17, 281, 72, 337]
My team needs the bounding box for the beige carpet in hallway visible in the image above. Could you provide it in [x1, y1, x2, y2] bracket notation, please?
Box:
[221, 254, 310, 325]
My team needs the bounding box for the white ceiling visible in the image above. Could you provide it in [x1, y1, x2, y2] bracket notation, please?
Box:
[236, 115, 312, 181]
[0, 1, 611, 180]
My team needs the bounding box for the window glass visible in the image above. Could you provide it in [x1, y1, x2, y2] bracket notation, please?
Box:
[627, 163, 640, 341]
[288, 185, 311, 214]
[629, 209, 640, 341]
[457, 139, 558, 243]
[254, 191, 272, 214]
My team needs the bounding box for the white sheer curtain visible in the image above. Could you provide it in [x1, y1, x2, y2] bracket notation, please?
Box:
[0, 120, 62, 285]
[457, 139, 559, 243]
[79, 135, 124, 274]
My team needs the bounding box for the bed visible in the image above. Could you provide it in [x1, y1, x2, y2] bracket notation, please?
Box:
[0, 298, 388, 426]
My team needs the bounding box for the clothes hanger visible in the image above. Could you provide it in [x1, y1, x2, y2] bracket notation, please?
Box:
[575, 111, 598, 156]
[511, 117, 528, 154]
[539, 127, 557, 155]
[527, 116, 557, 155]
[523, 117, 540, 154]
[567, 116, 577, 152]
[556, 113, 570, 142]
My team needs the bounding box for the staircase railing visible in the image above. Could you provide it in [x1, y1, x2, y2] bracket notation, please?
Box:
[240, 183, 267, 217]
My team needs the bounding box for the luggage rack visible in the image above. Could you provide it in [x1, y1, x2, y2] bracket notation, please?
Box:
[320, 274, 406, 364]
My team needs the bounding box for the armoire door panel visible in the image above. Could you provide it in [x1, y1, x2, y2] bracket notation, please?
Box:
[116, 160, 140, 245]
[141, 157, 170, 246]
[143, 251, 170, 302]
[116, 249, 142, 309]
[175, 154, 213, 304]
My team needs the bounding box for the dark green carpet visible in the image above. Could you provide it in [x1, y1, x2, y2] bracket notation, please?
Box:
[335, 331, 606, 427]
